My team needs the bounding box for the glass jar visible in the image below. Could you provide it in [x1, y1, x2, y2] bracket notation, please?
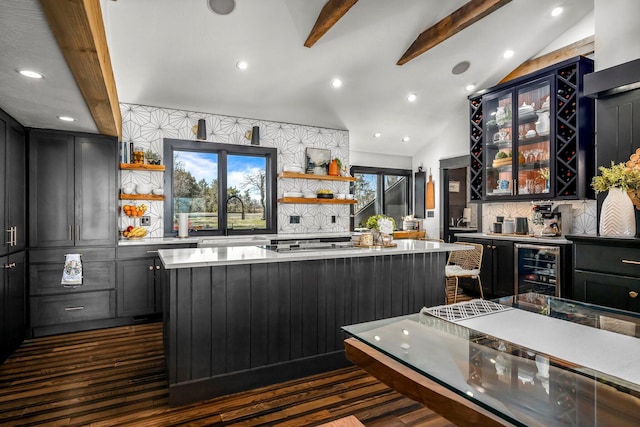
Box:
[133, 146, 144, 164]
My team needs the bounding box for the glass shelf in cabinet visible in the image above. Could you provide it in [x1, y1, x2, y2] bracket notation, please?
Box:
[518, 160, 550, 171]
[518, 135, 549, 146]
[488, 140, 513, 149]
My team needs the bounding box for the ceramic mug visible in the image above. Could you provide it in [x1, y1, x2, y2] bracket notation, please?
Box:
[497, 179, 509, 190]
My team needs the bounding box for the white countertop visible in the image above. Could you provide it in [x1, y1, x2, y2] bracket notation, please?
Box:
[454, 232, 571, 245]
[158, 239, 468, 269]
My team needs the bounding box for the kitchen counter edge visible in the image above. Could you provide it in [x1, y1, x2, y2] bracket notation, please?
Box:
[158, 240, 466, 269]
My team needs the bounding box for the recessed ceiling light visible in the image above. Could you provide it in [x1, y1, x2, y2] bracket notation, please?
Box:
[503, 49, 514, 59]
[236, 60, 248, 70]
[551, 7, 564, 17]
[331, 78, 343, 88]
[58, 116, 76, 122]
[465, 84, 476, 92]
[18, 69, 44, 79]
[402, 136, 410, 143]
[373, 132, 382, 138]
[407, 93, 417, 102]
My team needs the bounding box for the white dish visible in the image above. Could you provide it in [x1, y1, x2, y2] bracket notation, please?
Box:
[152, 188, 164, 195]
[283, 165, 303, 173]
[121, 186, 135, 195]
[136, 184, 152, 194]
[346, 194, 355, 200]
[303, 192, 316, 198]
[335, 193, 346, 200]
[283, 191, 303, 198]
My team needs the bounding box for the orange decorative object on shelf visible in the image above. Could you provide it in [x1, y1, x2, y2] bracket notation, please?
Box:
[328, 159, 339, 176]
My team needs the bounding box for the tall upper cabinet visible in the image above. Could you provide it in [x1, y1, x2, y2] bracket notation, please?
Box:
[1, 111, 26, 255]
[29, 130, 117, 247]
[470, 57, 594, 201]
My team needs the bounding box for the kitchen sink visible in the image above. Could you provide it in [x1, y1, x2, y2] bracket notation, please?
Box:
[257, 241, 360, 252]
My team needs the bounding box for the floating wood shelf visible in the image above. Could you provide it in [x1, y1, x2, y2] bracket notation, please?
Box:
[278, 197, 356, 204]
[120, 163, 166, 171]
[119, 194, 165, 201]
[278, 172, 355, 182]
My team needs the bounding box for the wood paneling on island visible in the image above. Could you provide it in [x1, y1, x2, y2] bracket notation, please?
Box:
[164, 253, 446, 406]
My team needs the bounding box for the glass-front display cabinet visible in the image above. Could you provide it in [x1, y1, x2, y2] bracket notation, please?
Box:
[470, 57, 594, 201]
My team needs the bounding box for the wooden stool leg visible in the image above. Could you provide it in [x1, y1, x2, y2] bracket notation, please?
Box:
[477, 276, 484, 299]
[453, 277, 459, 303]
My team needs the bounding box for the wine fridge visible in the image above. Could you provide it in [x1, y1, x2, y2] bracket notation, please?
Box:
[515, 243, 561, 297]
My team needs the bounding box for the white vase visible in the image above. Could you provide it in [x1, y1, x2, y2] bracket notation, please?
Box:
[599, 187, 636, 236]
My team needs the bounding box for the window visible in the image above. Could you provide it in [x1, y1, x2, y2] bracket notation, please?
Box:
[351, 166, 412, 230]
[163, 138, 277, 236]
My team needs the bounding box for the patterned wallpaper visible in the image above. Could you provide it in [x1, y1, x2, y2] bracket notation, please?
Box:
[119, 103, 350, 237]
[481, 200, 597, 235]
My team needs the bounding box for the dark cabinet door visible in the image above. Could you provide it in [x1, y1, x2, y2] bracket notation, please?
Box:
[492, 240, 515, 297]
[574, 271, 640, 313]
[29, 131, 116, 247]
[0, 119, 6, 256]
[75, 136, 116, 246]
[7, 125, 26, 252]
[0, 252, 26, 362]
[116, 258, 156, 317]
[29, 132, 75, 247]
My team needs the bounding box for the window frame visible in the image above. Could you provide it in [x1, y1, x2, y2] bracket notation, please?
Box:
[350, 165, 413, 230]
[163, 138, 278, 236]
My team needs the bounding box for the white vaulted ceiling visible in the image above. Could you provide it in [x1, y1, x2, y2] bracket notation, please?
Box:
[1, 0, 594, 156]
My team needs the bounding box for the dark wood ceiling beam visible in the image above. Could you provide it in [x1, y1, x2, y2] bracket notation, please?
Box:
[397, 0, 512, 66]
[304, 0, 359, 48]
[39, 0, 122, 139]
[498, 35, 595, 84]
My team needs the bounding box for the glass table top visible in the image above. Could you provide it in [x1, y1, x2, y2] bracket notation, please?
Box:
[342, 294, 640, 427]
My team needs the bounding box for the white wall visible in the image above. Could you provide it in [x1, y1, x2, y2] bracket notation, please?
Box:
[594, 0, 640, 70]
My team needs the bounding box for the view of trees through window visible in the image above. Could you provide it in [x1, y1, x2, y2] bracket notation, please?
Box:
[352, 167, 411, 230]
[172, 151, 267, 232]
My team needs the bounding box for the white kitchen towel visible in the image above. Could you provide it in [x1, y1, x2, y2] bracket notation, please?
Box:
[61, 254, 83, 286]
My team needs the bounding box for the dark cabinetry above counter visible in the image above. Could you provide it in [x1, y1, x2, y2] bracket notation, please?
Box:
[470, 57, 594, 202]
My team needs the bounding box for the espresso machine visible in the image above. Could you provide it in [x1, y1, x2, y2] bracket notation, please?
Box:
[532, 203, 562, 236]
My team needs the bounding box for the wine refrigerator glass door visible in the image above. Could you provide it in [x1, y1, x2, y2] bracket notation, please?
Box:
[515, 244, 560, 297]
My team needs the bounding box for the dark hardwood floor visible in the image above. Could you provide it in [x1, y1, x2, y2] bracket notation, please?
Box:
[0, 322, 455, 426]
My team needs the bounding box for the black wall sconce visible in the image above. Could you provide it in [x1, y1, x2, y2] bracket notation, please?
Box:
[196, 119, 207, 141]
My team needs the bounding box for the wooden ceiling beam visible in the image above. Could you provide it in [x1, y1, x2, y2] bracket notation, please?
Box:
[397, 0, 512, 66]
[498, 35, 595, 84]
[304, 0, 359, 48]
[39, 0, 122, 139]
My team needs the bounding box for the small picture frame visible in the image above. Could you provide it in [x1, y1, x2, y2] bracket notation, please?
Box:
[449, 181, 460, 192]
[306, 148, 331, 175]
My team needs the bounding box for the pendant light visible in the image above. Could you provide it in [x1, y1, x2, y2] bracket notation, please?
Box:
[426, 168, 435, 209]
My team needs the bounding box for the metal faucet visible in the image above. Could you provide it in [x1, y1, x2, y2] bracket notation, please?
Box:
[225, 195, 245, 236]
[456, 216, 465, 227]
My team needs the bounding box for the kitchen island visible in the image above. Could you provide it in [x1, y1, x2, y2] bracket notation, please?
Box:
[158, 240, 466, 405]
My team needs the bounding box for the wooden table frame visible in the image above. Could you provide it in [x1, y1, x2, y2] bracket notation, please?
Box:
[344, 338, 513, 427]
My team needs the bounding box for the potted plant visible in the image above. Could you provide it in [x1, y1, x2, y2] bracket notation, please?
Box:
[365, 214, 395, 244]
[591, 162, 640, 236]
[145, 149, 161, 165]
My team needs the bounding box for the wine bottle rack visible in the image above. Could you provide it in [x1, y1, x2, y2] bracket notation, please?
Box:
[469, 96, 483, 201]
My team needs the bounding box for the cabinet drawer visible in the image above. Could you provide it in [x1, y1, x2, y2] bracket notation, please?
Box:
[30, 291, 115, 326]
[30, 260, 115, 295]
[29, 247, 116, 263]
[117, 244, 193, 259]
[575, 243, 640, 277]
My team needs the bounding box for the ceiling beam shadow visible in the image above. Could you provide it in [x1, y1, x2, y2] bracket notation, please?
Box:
[397, 0, 512, 66]
[39, 0, 122, 139]
[498, 35, 595, 84]
[304, 0, 359, 48]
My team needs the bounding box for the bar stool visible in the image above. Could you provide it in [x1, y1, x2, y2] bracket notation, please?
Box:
[445, 242, 484, 304]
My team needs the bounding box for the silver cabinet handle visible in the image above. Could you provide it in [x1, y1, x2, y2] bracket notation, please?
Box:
[64, 306, 85, 311]
[69, 224, 73, 241]
[630, 291, 638, 299]
[149, 265, 154, 270]
[77, 225, 81, 241]
[4, 262, 15, 269]
[156, 265, 160, 270]
[622, 259, 640, 266]
[12, 226, 17, 246]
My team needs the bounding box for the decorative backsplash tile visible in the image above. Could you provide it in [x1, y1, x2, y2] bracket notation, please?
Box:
[481, 200, 597, 235]
[120, 103, 350, 237]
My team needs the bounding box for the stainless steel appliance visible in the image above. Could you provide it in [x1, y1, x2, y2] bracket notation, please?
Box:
[515, 243, 561, 296]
